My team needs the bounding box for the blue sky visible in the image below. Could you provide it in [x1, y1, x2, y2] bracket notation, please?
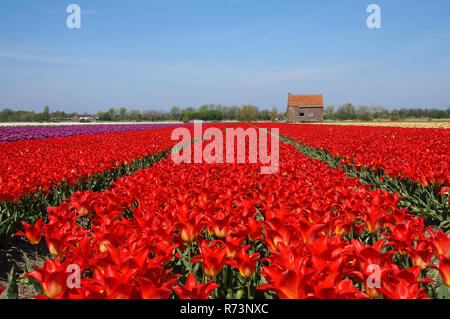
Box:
[0, 0, 449, 113]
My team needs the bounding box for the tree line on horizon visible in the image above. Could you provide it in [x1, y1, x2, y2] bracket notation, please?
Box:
[0, 103, 449, 122]
[96, 104, 282, 122]
[324, 104, 450, 121]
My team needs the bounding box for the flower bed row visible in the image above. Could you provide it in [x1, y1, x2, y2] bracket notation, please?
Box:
[13, 124, 449, 299]
[0, 124, 227, 247]
[255, 123, 449, 189]
[254, 123, 450, 226]
[0, 125, 198, 203]
[0, 123, 192, 143]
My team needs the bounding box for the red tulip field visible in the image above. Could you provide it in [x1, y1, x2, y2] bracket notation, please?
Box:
[0, 122, 449, 299]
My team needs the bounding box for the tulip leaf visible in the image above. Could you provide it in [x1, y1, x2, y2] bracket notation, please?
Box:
[22, 252, 44, 295]
[438, 283, 449, 299]
[7, 266, 18, 299]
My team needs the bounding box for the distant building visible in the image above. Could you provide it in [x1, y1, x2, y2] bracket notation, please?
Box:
[73, 114, 97, 122]
[286, 94, 324, 122]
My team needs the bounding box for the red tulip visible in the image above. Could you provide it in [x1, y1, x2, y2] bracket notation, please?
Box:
[435, 256, 450, 287]
[410, 241, 433, 270]
[191, 240, 227, 277]
[258, 267, 303, 299]
[224, 235, 245, 259]
[24, 259, 68, 298]
[173, 273, 219, 299]
[430, 230, 450, 259]
[363, 207, 386, 234]
[46, 237, 65, 257]
[380, 281, 428, 299]
[15, 218, 44, 245]
[227, 245, 260, 278]
[175, 211, 203, 244]
[139, 277, 173, 299]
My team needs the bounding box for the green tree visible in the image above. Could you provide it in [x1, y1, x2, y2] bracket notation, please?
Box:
[198, 104, 209, 112]
[119, 107, 127, 121]
[335, 103, 356, 120]
[356, 106, 373, 121]
[129, 109, 142, 121]
[97, 110, 112, 121]
[170, 106, 181, 120]
[268, 107, 279, 121]
[43, 105, 50, 121]
[323, 105, 335, 120]
[373, 106, 389, 119]
[237, 105, 259, 122]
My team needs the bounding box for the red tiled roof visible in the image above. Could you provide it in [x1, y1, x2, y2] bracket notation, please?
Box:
[288, 94, 324, 107]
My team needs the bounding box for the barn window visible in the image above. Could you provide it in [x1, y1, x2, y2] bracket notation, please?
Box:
[299, 112, 305, 117]
[308, 112, 314, 117]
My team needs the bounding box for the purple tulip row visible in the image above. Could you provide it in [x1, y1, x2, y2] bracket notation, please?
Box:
[0, 123, 193, 142]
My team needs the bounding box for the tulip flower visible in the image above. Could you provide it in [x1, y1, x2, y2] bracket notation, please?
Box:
[380, 282, 428, 299]
[227, 245, 260, 278]
[140, 278, 173, 299]
[410, 241, 433, 270]
[191, 240, 227, 277]
[434, 256, 450, 287]
[15, 218, 44, 245]
[46, 237, 64, 257]
[173, 273, 219, 299]
[363, 207, 386, 234]
[224, 235, 245, 259]
[430, 230, 450, 259]
[24, 259, 68, 298]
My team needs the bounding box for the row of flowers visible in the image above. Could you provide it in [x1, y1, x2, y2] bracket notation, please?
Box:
[14, 124, 449, 299]
[255, 123, 449, 190]
[0, 124, 224, 203]
[0, 123, 191, 143]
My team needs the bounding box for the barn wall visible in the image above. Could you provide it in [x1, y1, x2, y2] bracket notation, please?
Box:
[286, 107, 323, 122]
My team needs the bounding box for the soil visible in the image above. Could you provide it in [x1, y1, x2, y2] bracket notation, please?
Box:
[0, 237, 47, 299]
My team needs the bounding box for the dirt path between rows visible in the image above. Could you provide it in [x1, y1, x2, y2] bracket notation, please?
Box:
[0, 237, 47, 299]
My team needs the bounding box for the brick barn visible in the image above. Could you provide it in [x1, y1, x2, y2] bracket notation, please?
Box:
[286, 93, 324, 122]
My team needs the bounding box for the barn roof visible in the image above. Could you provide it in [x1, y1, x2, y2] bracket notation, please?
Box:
[288, 94, 324, 107]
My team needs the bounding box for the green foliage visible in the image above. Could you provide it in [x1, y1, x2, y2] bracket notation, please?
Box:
[0, 106, 75, 122]
[7, 266, 18, 299]
[324, 104, 449, 121]
[1, 104, 449, 123]
[236, 105, 260, 122]
[335, 103, 357, 121]
[179, 109, 224, 121]
[323, 105, 335, 120]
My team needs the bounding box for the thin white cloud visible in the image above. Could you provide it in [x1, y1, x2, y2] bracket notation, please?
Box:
[326, 56, 340, 63]
[0, 50, 99, 67]
[406, 30, 450, 56]
[82, 9, 97, 16]
[246, 64, 358, 87]
[230, 0, 350, 54]
[37, 5, 59, 15]
[37, 5, 97, 16]
[193, 24, 255, 41]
